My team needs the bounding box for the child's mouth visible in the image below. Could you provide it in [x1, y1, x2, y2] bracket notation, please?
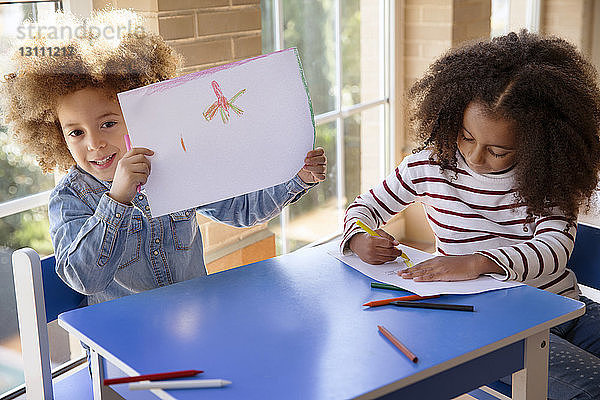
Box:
[90, 153, 116, 169]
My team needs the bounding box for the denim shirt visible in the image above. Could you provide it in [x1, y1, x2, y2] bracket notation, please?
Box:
[48, 166, 315, 305]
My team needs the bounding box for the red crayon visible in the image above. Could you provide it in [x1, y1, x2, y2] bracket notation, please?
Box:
[104, 369, 203, 385]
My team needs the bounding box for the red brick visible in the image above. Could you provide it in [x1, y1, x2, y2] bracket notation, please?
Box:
[197, 8, 260, 36]
[171, 39, 232, 67]
[157, 0, 228, 11]
[159, 14, 195, 40]
[233, 35, 262, 59]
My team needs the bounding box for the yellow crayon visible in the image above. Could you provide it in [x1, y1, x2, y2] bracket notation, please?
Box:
[355, 220, 414, 268]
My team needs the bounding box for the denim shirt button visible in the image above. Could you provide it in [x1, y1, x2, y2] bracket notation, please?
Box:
[115, 213, 121, 218]
[155, 238, 160, 243]
[138, 195, 144, 200]
[145, 206, 150, 211]
[153, 250, 159, 255]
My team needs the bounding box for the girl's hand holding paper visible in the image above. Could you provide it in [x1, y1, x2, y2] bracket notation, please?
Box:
[297, 147, 327, 184]
[109, 147, 154, 205]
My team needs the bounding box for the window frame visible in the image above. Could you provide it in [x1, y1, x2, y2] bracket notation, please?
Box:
[0, 0, 94, 220]
[0, 0, 64, 220]
[267, 0, 395, 253]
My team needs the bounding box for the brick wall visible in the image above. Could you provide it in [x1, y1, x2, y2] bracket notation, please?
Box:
[452, 0, 491, 46]
[95, 0, 274, 271]
[98, 0, 262, 73]
[541, 0, 595, 56]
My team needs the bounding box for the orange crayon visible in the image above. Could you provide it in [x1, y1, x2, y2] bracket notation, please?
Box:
[363, 294, 440, 308]
[378, 325, 418, 363]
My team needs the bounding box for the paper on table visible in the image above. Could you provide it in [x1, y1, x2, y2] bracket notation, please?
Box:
[117, 48, 315, 217]
[324, 241, 522, 296]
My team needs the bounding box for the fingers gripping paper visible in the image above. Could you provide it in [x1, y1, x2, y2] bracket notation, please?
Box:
[117, 48, 315, 217]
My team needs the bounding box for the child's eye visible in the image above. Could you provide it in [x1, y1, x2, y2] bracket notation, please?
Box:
[488, 149, 509, 158]
[102, 121, 117, 129]
[461, 134, 475, 142]
[68, 129, 84, 137]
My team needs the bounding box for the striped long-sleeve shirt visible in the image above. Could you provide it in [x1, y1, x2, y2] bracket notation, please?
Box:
[341, 150, 580, 299]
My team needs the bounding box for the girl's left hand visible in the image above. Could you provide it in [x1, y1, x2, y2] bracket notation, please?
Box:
[398, 254, 501, 282]
[298, 147, 327, 184]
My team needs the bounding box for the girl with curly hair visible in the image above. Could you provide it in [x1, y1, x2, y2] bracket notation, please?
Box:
[1, 9, 326, 305]
[342, 31, 600, 399]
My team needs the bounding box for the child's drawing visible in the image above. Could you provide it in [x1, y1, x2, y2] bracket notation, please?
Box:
[180, 134, 186, 152]
[203, 80, 246, 124]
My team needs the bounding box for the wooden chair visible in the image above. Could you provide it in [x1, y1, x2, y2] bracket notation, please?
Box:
[469, 222, 600, 399]
[1, 248, 91, 400]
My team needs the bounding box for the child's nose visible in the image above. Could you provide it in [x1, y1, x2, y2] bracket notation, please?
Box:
[468, 146, 486, 165]
[86, 132, 106, 150]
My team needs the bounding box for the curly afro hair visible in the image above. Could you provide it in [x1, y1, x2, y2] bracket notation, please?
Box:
[408, 30, 600, 222]
[0, 9, 182, 172]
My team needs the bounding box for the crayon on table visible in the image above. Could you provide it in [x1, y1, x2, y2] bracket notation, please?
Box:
[363, 294, 440, 307]
[354, 220, 414, 267]
[104, 369, 203, 385]
[390, 301, 474, 312]
[370, 282, 406, 291]
[129, 379, 232, 390]
[377, 325, 418, 363]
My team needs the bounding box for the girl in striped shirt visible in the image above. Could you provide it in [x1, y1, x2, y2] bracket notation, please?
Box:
[342, 31, 600, 399]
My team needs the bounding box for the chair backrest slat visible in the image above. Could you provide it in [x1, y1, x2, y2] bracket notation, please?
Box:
[11, 248, 85, 400]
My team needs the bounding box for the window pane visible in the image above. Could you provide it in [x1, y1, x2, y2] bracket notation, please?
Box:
[342, 0, 382, 107]
[1, 0, 58, 203]
[0, 1, 58, 47]
[0, 127, 55, 202]
[282, 0, 336, 115]
[260, 0, 276, 53]
[279, 121, 339, 252]
[0, 3, 65, 397]
[344, 105, 385, 207]
[0, 206, 52, 395]
[491, 0, 510, 37]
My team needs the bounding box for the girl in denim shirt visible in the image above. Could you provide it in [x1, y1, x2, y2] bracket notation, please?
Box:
[1, 10, 326, 305]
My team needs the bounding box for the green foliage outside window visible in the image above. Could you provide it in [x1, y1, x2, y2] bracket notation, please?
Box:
[0, 126, 54, 255]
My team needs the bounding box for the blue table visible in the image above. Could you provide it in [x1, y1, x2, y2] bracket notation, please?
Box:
[58, 243, 584, 399]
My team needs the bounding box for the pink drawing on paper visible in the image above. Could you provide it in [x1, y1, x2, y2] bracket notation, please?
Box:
[203, 80, 246, 124]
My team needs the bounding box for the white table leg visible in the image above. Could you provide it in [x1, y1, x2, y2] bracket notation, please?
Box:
[90, 349, 107, 400]
[512, 329, 549, 400]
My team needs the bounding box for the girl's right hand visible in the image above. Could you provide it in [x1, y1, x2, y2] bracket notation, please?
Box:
[348, 230, 402, 265]
[109, 148, 154, 205]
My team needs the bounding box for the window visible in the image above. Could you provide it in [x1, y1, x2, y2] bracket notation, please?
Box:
[491, 0, 541, 38]
[0, 2, 73, 397]
[261, 0, 393, 253]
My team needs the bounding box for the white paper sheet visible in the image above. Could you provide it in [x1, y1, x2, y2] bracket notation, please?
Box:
[323, 241, 522, 296]
[117, 48, 315, 217]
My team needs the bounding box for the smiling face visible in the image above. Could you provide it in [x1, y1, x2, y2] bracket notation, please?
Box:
[57, 87, 127, 182]
[457, 102, 517, 174]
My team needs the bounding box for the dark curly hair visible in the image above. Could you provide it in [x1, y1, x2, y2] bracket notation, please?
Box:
[409, 30, 600, 222]
[0, 9, 182, 172]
